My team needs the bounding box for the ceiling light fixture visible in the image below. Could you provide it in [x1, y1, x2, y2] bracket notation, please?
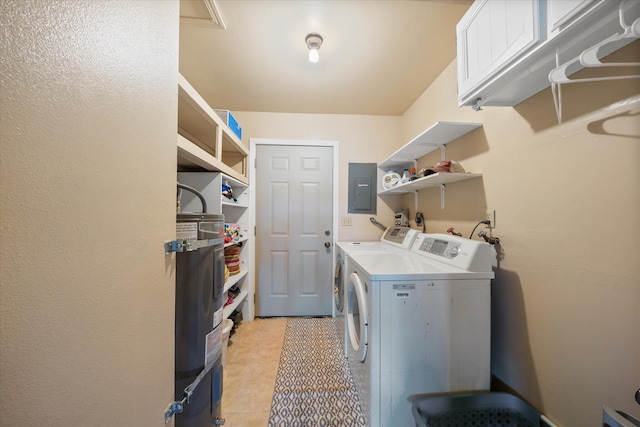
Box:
[305, 33, 323, 63]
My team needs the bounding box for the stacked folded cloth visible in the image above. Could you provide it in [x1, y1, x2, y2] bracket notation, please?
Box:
[223, 223, 242, 244]
[224, 246, 241, 276]
[418, 160, 465, 177]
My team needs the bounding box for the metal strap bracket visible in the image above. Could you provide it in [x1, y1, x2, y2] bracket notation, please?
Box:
[164, 237, 224, 254]
[164, 359, 216, 423]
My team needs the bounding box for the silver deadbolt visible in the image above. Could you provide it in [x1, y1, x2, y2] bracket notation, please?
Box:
[324, 230, 331, 236]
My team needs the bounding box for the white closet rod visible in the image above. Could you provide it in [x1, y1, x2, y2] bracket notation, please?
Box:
[549, 1, 640, 85]
[549, 0, 640, 123]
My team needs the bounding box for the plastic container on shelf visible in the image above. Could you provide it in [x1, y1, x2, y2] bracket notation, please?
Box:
[401, 168, 410, 183]
[221, 318, 234, 365]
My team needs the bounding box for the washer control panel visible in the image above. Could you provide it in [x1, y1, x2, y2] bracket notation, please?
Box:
[418, 237, 461, 259]
[381, 226, 419, 248]
[411, 233, 492, 272]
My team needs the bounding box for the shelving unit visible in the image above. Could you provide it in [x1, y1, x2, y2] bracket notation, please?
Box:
[378, 121, 483, 208]
[177, 73, 249, 184]
[178, 171, 253, 322]
[176, 73, 253, 323]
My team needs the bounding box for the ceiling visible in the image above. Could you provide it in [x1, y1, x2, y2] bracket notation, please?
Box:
[179, 0, 473, 116]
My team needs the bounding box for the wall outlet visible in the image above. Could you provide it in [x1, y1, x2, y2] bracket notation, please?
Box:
[485, 209, 496, 228]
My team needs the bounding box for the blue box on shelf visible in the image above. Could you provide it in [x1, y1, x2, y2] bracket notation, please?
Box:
[214, 109, 242, 140]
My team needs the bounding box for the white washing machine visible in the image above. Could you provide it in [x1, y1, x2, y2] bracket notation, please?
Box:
[346, 233, 495, 427]
[335, 227, 418, 358]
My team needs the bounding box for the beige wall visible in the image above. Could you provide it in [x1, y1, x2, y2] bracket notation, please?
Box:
[233, 111, 403, 241]
[400, 43, 639, 426]
[0, 1, 178, 425]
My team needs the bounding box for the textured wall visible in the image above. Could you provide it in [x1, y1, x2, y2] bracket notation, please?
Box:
[0, 1, 179, 425]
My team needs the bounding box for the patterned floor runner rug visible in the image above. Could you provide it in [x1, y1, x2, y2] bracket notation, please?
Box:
[268, 317, 366, 427]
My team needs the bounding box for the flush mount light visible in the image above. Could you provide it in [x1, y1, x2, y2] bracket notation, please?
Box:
[305, 33, 323, 63]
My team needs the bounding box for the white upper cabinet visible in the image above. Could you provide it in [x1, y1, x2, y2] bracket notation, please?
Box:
[457, 0, 541, 103]
[546, 0, 598, 38]
[457, 0, 640, 109]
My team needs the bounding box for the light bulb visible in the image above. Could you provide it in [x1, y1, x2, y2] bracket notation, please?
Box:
[309, 48, 319, 63]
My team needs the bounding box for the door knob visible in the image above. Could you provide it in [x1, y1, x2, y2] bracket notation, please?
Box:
[324, 242, 331, 248]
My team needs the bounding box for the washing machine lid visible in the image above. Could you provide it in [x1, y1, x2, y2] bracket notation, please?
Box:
[336, 241, 386, 253]
[348, 251, 494, 280]
[336, 226, 418, 253]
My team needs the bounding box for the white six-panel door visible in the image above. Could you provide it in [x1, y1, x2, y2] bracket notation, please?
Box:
[255, 143, 334, 317]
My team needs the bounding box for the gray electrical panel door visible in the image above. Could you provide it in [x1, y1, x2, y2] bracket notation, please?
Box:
[348, 163, 377, 214]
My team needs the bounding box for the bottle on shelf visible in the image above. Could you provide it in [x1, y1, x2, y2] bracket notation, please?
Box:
[401, 168, 410, 183]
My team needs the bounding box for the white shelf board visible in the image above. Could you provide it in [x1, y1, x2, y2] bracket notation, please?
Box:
[223, 290, 248, 319]
[379, 172, 482, 195]
[379, 121, 482, 170]
[222, 173, 248, 190]
[224, 270, 248, 294]
[222, 200, 249, 209]
[177, 134, 248, 184]
[224, 235, 248, 248]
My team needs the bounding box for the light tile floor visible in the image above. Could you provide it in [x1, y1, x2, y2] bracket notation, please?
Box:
[221, 317, 288, 427]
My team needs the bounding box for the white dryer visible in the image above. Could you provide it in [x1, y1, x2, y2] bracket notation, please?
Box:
[346, 233, 495, 427]
[335, 227, 418, 358]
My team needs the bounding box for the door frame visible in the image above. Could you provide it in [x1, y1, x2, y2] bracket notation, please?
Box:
[249, 138, 339, 317]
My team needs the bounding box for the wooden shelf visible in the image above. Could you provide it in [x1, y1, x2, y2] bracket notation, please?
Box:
[177, 134, 248, 184]
[177, 72, 248, 182]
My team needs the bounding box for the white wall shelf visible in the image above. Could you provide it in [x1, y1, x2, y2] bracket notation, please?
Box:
[378, 172, 482, 195]
[378, 121, 483, 209]
[379, 121, 482, 170]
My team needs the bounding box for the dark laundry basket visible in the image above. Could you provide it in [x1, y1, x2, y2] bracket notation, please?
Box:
[412, 391, 542, 427]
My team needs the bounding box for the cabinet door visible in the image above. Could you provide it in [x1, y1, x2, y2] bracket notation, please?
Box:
[546, 0, 599, 38]
[457, 0, 541, 101]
